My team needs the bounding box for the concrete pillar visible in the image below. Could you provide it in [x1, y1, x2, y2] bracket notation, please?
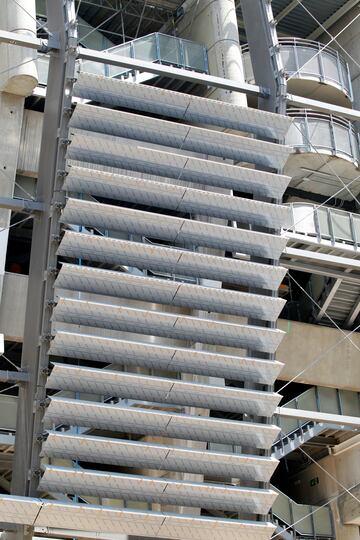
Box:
[0, 0, 38, 298]
[176, 0, 248, 106]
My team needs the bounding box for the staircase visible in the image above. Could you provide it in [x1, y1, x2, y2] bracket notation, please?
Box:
[315, 277, 360, 328]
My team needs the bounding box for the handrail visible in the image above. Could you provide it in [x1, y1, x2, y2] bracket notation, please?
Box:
[285, 109, 360, 165]
[242, 36, 352, 101]
[285, 202, 360, 249]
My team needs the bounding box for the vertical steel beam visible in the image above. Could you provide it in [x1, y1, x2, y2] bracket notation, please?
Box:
[240, 0, 287, 114]
[11, 0, 77, 527]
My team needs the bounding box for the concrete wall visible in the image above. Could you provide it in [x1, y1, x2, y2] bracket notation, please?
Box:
[290, 435, 360, 540]
[0, 272, 27, 342]
[277, 319, 360, 392]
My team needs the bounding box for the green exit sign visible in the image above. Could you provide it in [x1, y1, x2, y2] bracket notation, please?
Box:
[310, 477, 319, 487]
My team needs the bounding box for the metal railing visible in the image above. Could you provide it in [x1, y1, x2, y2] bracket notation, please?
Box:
[81, 32, 208, 79]
[286, 202, 360, 249]
[242, 36, 352, 101]
[285, 109, 360, 165]
[37, 33, 208, 85]
[275, 385, 360, 438]
[272, 486, 334, 538]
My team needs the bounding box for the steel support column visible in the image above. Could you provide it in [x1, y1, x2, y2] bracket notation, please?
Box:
[240, 0, 287, 114]
[11, 4, 77, 539]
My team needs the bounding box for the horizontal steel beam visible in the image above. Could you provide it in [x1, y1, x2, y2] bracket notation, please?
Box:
[276, 407, 360, 428]
[287, 92, 360, 121]
[0, 198, 44, 213]
[283, 246, 360, 271]
[281, 258, 360, 284]
[77, 49, 270, 98]
[0, 371, 29, 384]
[0, 30, 48, 51]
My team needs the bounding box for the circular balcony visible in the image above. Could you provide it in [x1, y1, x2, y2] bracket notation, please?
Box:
[284, 110, 360, 200]
[242, 37, 352, 107]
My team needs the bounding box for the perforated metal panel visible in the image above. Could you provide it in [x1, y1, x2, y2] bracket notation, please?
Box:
[68, 132, 290, 199]
[42, 431, 278, 481]
[45, 397, 280, 448]
[60, 198, 288, 259]
[56, 263, 286, 321]
[57, 231, 288, 291]
[52, 297, 285, 353]
[64, 166, 292, 229]
[0, 494, 276, 540]
[49, 331, 284, 384]
[47, 364, 281, 416]
[73, 72, 292, 140]
[70, 104, 292, 170]
[40, 465, 277, 513]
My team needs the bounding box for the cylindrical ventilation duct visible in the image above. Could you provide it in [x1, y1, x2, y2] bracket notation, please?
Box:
[177, 0, 247, 106]
[0, 0, 38, 95]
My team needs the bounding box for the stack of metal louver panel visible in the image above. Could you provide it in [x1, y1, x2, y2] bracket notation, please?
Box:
[36, 73, 292, 539]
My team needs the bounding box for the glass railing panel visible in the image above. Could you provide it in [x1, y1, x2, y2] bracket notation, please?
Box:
[158, 34, 182, 66]
[321, 52, 342, 86]
[279, 46, 297, 73]
[292, 204, 317, 235]
[285, 120, 307, 148]
[331, 210, 353, 242]
[317, 207, 331, 238]
[292, 504, 313, 535]
[297, 388, 318, 412]
[182, 39, 207, 72]
[318, 387, 340, 414]
[333, 122, 353, 159]
[340, 390, 360, 416]
[297, 45, 321, 77]
[106, 43, 132, 78]
[277, 416, 299, 436]
[312, 506, 334, 536]
[353, 214, 360, 242]
[132, 34, 158, 63]
[272, 491, 292, 525]
[307, 117, 333, 150]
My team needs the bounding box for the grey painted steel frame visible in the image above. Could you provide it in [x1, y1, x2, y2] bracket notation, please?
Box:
[11, 1, 77, 532]
[241, 0, 287, 114]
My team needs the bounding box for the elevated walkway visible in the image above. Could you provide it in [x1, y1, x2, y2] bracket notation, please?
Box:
[273, 385, 360, 459]
[282, 203, 360, 327]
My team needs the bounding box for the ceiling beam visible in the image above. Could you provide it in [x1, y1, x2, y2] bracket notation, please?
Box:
[307, 0, 360, 40]
[274, 0, 298, 24]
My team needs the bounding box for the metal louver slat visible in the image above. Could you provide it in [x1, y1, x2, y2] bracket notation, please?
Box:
[52, 298, 285, 353]
[61, 198, 288, 259]
[73, 73, 291, 141]
[40, 465, 277, 514]
[68, 132, 290, 199]
[46, 364, 281, 416]
[56, 264, 286, 321]
[0, 494, 276, 540]
[64, 166, 292, 230]
[57, 231, 287, 291]
[44, 397, 280, 448]
[70, 104, 292, 170]
[49, 331, 284, 384]
[42, 431, 278, 481]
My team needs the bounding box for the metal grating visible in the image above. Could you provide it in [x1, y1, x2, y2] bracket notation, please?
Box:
[73, 72, 292, 140]
[56, 263, 286, 321]
[45, 397, 280, 448]
[46, 363, 281, 416]
[67, 132, 290, 199]
[57, 231, 288, 291]
[61, 198, 288, 259]
[52, 297, 285, 353]
[42, 431, 278, 482]
[64, 165, 292, 230]
[70, 104, 292, 170]
[49, 331, 284, 384]
[40, 465, 277, 513]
